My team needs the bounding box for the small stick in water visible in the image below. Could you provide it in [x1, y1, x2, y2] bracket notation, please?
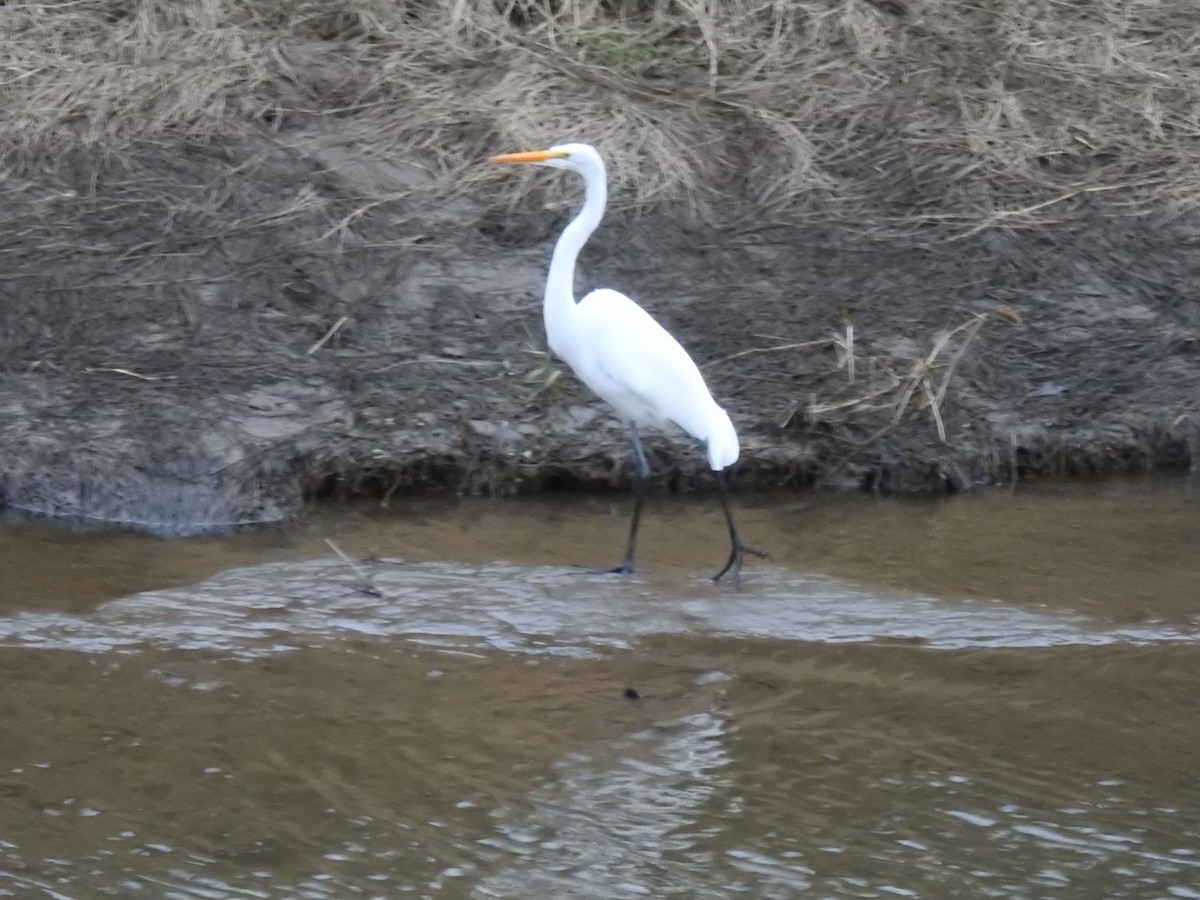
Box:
[324, 538, 381, 597]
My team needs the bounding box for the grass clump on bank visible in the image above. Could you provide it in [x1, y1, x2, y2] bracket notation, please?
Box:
[3, 0, 1200, 232]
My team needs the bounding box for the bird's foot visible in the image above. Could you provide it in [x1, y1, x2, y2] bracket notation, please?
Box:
[603, 561, 637, 575]
[712, 539, 769, 583]
[573, 560, 637, 576]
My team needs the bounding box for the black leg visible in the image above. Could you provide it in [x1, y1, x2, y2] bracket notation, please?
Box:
[607, 423, 650, 574]
[712, 468, 768, 582]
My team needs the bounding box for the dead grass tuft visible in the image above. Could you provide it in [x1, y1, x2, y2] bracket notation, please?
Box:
[757, 311, 990, 487]
[3, 0, 1200, 231]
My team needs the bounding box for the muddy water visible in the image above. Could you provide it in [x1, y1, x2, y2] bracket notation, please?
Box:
[1, 478, 1198, 898]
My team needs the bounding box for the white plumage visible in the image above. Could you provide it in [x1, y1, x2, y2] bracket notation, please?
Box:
[490, 142, 762, 580]
[561, 287, 740, 471]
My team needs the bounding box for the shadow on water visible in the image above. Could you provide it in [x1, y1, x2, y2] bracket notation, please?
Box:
[0, 476, 1198, 897]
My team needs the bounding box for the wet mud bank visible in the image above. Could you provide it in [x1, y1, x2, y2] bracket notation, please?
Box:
[2, 132, 1199, 533]
[4, 0, 1200, 533]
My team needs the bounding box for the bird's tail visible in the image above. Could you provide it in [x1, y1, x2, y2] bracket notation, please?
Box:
[706, 406, 740, 471]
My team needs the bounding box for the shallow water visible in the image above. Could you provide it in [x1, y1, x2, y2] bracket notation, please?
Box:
[1, 477, 1198, 898]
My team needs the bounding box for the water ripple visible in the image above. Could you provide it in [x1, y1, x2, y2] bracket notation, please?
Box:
[0, 559, 1196, 658]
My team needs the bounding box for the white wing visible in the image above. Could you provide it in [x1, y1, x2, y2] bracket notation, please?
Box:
[552, 288, 738, 468]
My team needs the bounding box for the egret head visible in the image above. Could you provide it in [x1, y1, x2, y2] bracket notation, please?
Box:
[489, 142, 604, 178]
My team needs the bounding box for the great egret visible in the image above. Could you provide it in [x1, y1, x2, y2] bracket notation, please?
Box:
[489, 143, 764, 581]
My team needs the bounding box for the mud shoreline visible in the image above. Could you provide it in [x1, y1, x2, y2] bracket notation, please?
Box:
[2, 135, 1196, 534]
[3, 1, 1198, 534]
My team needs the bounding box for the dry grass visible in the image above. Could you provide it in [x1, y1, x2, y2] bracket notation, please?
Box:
[3, 0, 1200, 232]
[768, 311, 987, 460]
[807, 313, 987, 438]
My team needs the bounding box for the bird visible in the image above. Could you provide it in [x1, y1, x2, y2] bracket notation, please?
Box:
[489, 142, 765, 581]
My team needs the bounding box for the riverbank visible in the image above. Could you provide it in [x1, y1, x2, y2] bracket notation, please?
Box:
[2, 0, 1197, 532]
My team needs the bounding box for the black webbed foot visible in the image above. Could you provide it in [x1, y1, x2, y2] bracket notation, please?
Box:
[712, 539, 769, 583]
[573, 560, 637, 576]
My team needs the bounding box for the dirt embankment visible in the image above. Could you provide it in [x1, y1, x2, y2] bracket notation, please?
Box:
[2, 0, 1198, 533]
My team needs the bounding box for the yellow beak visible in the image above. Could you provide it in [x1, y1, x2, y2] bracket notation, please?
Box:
[489, 149, 567, 164]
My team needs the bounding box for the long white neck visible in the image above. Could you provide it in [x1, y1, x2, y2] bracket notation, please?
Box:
[544, 164, 607, 352]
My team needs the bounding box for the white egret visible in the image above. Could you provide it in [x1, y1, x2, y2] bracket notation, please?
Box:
[489, 142, 764, 581]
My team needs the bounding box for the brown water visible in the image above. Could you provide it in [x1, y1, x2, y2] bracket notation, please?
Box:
[1, 477, 1198, 898]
